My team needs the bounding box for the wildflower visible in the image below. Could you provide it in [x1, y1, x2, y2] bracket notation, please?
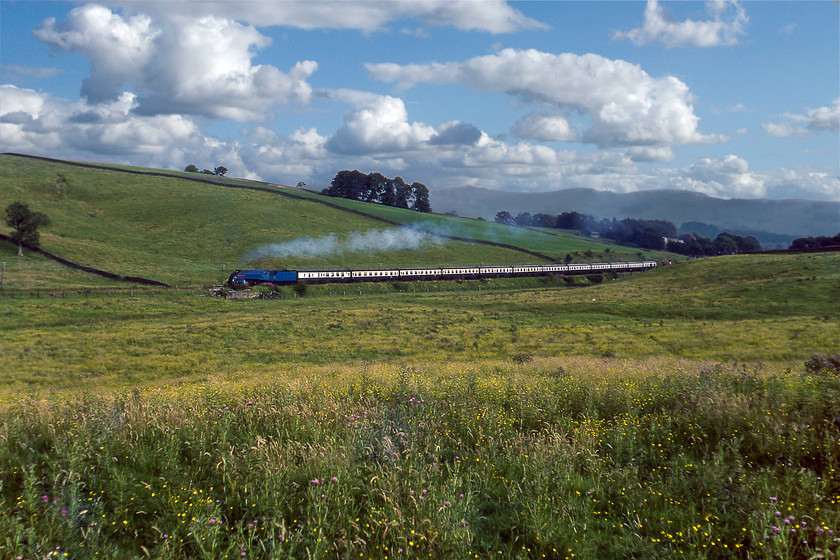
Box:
[332, 477, 338, 483]
[311, 479, 320, 486]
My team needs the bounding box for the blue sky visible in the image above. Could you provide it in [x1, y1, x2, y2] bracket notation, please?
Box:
[1, 1, 838, 201]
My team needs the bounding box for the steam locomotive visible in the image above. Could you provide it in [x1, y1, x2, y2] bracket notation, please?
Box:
[227, 261, 656, 287]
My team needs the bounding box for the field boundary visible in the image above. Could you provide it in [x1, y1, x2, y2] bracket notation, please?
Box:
[0, 231, 171, 287]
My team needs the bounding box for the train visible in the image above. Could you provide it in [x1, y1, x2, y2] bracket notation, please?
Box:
[227, 261, 657, 287]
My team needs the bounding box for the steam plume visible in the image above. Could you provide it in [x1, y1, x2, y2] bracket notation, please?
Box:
[244, 228, 439, 262]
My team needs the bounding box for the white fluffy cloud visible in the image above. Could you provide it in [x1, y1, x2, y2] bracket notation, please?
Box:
[366, 48, 721, 152]
[513, 114, 577, 142]
[675, 154, 765, 198]
[0, 85, 201, 167]
[4, 83, 836, 201]
[126, 0, 548, 34]
[34, 4, 317, 121]
[326, 91, 436, 155]
[763, 99, 840, 137]
[34, 5, 158, 103]
[612, 0, 748, 48]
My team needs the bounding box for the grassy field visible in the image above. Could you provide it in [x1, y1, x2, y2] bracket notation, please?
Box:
[0, 155, 652, 288]
[1, 155, 838, 558]
[1, 253, 839, 559]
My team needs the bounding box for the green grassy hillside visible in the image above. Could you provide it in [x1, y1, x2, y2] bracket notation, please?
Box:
[0, 154, 659, 288]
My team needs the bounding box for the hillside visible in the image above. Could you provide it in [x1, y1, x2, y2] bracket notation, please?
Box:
[433, 185, 840, 243]
[0, 154, 656, 288]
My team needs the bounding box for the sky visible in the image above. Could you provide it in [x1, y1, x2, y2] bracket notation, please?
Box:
[1, 0, 838, 201]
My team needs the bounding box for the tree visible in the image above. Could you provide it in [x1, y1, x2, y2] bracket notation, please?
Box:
[514, 212, 533, 226]
[184, 164, 199, 173]
[495, 211, 514, 225]
[4, 202, 51, 256]
[411, 182, 431, 212]
[713, 233, 738, 255]
[325, 171, 432, 212]
[393, 176, 410, 209]
[214, 166, 228, 177]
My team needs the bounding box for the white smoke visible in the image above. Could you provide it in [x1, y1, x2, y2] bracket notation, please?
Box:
[244, 228, 439, 262]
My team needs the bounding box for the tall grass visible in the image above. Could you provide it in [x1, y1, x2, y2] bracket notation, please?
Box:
[2, 360, 838, 559]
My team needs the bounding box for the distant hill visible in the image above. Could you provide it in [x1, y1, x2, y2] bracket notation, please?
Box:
[0, 154, 655, 288]
[432, 186, 840, 244]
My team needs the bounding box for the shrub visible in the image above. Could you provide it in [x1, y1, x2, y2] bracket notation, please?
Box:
[512, 352, 533, 364]
[804, 353, 840, 377]
[292, 281, 308, 296]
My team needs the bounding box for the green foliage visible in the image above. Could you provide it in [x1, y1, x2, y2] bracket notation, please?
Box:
[4, 201, 51, 250]
[292, 280, 308, 297]
[1, 363, 838, 559]
[326, 170, 431, 212]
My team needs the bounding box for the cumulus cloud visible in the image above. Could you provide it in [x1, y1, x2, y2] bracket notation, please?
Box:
[4, 84, 837, 201]
[429, 121, 482, 146]
[325, 91, 436, 155]
[762, 168, 840, 200]
[34, 4, 317, 121]
[0, 84, 201, 166]
[34, 5, 159, 103]
[129, 0, 548, 34]
[612, 0, 748, 48]
[625, 146, 675, 163]
[513, 114, 577, 142]
[675, 155, 765, 198]
[367, 48, 721, 151]
[763, 99, 840, 137]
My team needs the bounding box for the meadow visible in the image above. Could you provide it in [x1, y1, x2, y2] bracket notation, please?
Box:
[1, 252, 839, 559]
[2, 155, 839, 558]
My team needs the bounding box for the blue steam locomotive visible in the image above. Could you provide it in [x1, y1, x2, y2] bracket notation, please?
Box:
[227, 261, 656, 287]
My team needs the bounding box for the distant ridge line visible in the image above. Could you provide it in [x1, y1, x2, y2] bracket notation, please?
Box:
[2, 153, 557, 263]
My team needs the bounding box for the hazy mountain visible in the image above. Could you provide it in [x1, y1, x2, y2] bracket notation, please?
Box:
[433, 187, 840, 244]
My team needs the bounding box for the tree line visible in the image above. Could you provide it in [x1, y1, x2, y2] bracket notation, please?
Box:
[494, 210, 761, 255]
[789, 234, 840, 250]
[323, 170, 431, 213]
[184, 164, 227, 176]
